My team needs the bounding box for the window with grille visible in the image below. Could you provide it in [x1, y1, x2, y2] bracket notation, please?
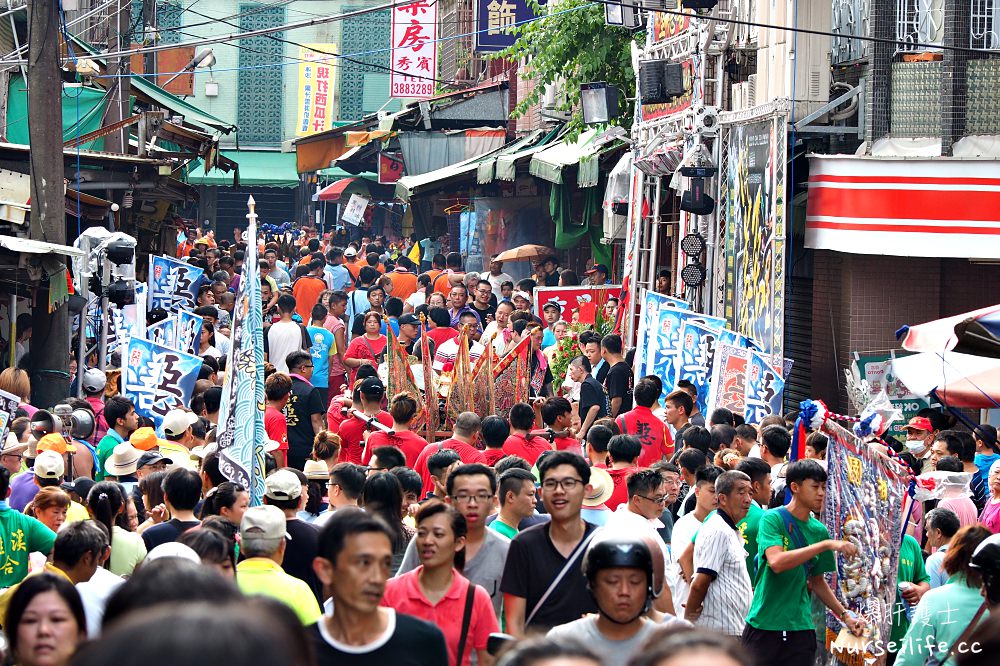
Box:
[340, 8, 391, 121]
[895, 0, 944, 54]
[237, 3, 285, 144]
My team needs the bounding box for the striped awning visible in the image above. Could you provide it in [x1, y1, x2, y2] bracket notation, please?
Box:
[805, 154, 1000, 259]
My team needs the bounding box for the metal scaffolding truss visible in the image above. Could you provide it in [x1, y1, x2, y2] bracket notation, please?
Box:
[718, 97, 792, 125]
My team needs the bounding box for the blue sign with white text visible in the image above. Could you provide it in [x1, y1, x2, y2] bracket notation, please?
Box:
[474, 0, 541, 52]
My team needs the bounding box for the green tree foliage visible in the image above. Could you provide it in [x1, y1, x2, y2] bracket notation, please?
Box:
[494, 0, 639, 135]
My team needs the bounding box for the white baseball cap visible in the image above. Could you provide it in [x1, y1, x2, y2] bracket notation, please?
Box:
[264, 469, 302, 501]
[34, 450, 65, 479]
[82, 368, 107, 393]
[162, 409, 199, 438]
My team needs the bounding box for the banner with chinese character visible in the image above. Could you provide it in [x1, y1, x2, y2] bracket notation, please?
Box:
[216, 202, 266, 505]
[0, 388, 20, 453]
[123, 337, 203, 431]
[148, 255, 204, 312]
[743, 349, 785, 424]
[296, 44, 337, 136]
[821, 418, 908, 664]
[390, 1, 438, 98]
[474, 0, 539, 52]
[705, 343, 749, 418]
[532, 285, 621, 325]
[176, 310, 204, 355]
[675, 320, 720, 418]
[146, 318, 177, 349]
[108, 304, 141, 356]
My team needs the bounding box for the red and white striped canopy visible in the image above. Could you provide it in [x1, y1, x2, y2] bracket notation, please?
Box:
[805, 155, 1000, 258]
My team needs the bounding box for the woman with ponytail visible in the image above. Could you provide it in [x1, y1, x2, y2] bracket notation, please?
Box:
[199, 481, 249, 526]
[88, 482, 146, 577]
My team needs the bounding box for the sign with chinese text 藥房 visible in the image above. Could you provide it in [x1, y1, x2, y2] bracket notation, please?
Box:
[390, 1, 438, 98]
[296, 44, 337, 136]
[474, 0, 540, 52]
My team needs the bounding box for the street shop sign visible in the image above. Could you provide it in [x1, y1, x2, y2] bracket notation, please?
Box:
[296, 44, 338, 136]
[474, 0, 540, 52]
[341, 194, 369, 226]
[390, 1, 438, 98]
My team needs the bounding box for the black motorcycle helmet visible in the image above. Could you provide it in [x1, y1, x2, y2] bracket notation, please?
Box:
[582, 532, 663, 623]
[971, 533, 1000, 605]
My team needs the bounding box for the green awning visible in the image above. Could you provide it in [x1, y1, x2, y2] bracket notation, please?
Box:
[188, 150, 300, 188]
[530, 129, 606, 187]
[68, 35, 236, 135]
[6, 75, 110, 150]
[486, 126, 564, 183]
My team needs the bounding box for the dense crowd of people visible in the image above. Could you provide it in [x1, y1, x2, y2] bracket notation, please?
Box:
[0, 227, 996, 666]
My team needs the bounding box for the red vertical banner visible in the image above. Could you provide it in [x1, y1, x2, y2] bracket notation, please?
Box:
[390, 1, 438, 98]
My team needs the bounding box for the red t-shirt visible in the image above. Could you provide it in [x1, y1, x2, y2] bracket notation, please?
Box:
[326, 396, 350, 433]
[363, 430, 429, 467]
[502, 433, 552, 466]
[337, 410, 392, 464]
[264, 406, 289, 452]
[553, 436, 582, 455]
[381, 569, 498, 666]
[413, 438, 488, 495]
[606, 466, 637, 511]
[483, 448, 506, 466]
[616, 406, 673, 468]
[426, 327, 459, 349]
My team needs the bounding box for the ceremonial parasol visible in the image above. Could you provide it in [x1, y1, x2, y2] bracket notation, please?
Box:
[897, 303, 1000, 358]
[494, 244, 556, 262]
[892, 351, 1000, 409]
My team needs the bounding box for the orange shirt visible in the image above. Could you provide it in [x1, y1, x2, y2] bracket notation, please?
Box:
[176, 240, 195, 258]
[432, 270, 465, 296]
[292, 275, 326, 322]
[386, 270, 418, 301]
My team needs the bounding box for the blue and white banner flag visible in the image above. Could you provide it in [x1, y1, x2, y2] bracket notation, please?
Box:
[146, 318, 177, 349]
[675, 320, 720, 418]
[216, 201, 265, 505]
[744, 349, 785, 424]
[123, 337, 203, 431]
[176, 310, 204, 355]
[149, 255, 203, 311]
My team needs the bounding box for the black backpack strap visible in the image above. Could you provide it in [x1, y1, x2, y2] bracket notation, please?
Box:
[454, 581, 476, 666]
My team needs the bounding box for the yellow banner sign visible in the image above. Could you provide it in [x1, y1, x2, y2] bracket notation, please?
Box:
[296, 44, 337, 136]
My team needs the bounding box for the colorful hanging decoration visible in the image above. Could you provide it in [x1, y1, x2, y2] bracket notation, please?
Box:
[445, 326, 473, 428]
[493, 334, 531, 419]
[385, 316, 424, 432]
[471, 338, 497, 418]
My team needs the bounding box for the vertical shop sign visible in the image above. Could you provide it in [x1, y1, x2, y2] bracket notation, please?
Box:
[296, 44, 337, 136]
[474, 0, 539, 52]
[390, 1, 438, 98]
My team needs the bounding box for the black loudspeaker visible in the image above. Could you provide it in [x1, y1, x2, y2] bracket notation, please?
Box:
[682, 0, 719, 9]
[639, 60, 668, 104]
[663, 63, 686, 98]
[680, 177, 716, 216]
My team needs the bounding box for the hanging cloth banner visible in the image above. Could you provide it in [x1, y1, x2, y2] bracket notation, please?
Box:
[123, 337, 203, 432]
[385, 320, 425, 433]
[216, 201, 266, 506]
[493, 334, 531, 419]
[176, 310, 204, 355]
[149, 255, 204, 312]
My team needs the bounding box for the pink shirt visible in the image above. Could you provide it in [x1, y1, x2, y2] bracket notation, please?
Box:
[980, 499, 1000, 533]
[381, 568, 498, 666]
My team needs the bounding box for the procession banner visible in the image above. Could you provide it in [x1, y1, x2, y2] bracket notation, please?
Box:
[744, 349, 785, 424]
[705, 343, 749, 418]
[216, 204, 266, 505]
[724, 115, 786, 363]
[852, 352, 937, 439]
[634, 290, 689, 383]
[176, 310, 204, 355]
[148, 255, 203, 311]
[385, 321, 424, 432]
[296, 44, 337, 136]
[146, 318, 178, 349]
[532, 285, 621, 325]
[420, 316, 438, 440]
[494, 334, 531, 419]
[445, 328, 473, 428]
[107, 304, 141, 356]
[124, 337, 202, 431]
[390, 0, 437, 98]
[821, 418, 908, 664]
[471, 339, 497, 418]
[0, 388, 20, 452]
[675, 320, 721, 417]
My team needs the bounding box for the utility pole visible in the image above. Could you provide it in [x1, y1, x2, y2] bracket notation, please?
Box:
[27, 0, 70, 407]
[105, 0, 133, 154]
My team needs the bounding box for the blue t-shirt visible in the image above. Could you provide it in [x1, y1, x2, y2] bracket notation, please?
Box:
[307, 326, 335, 389]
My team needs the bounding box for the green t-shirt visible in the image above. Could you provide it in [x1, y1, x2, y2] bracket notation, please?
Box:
[738, 501, 764, 579]
[0, 509, 57, 588]
[95, 430, 124, 482]
[746, 508, 836, 632]
[489, 519, 518, 540]
[890, 534, 930, 646]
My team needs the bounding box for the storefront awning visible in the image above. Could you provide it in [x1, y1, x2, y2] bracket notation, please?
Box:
[188, 150, 300, 188]
[805, 154, 1000, 259]
[0, 235, 85, 258]
[529, 129, 607, 187]
[395, 131, 550, 202]
[483, 128, 562, 183]
[318, 177, 371, 201]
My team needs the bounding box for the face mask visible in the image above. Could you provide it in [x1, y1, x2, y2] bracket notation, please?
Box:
[905, 440, 927, 455]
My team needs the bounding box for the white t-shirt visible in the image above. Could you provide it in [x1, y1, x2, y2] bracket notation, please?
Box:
[548, 616, 678, 666]
[480, 271, 513, 292]
[667, 512, 704, 611]
[267, 321, 305, 373]
[692, 511, 752, 636]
